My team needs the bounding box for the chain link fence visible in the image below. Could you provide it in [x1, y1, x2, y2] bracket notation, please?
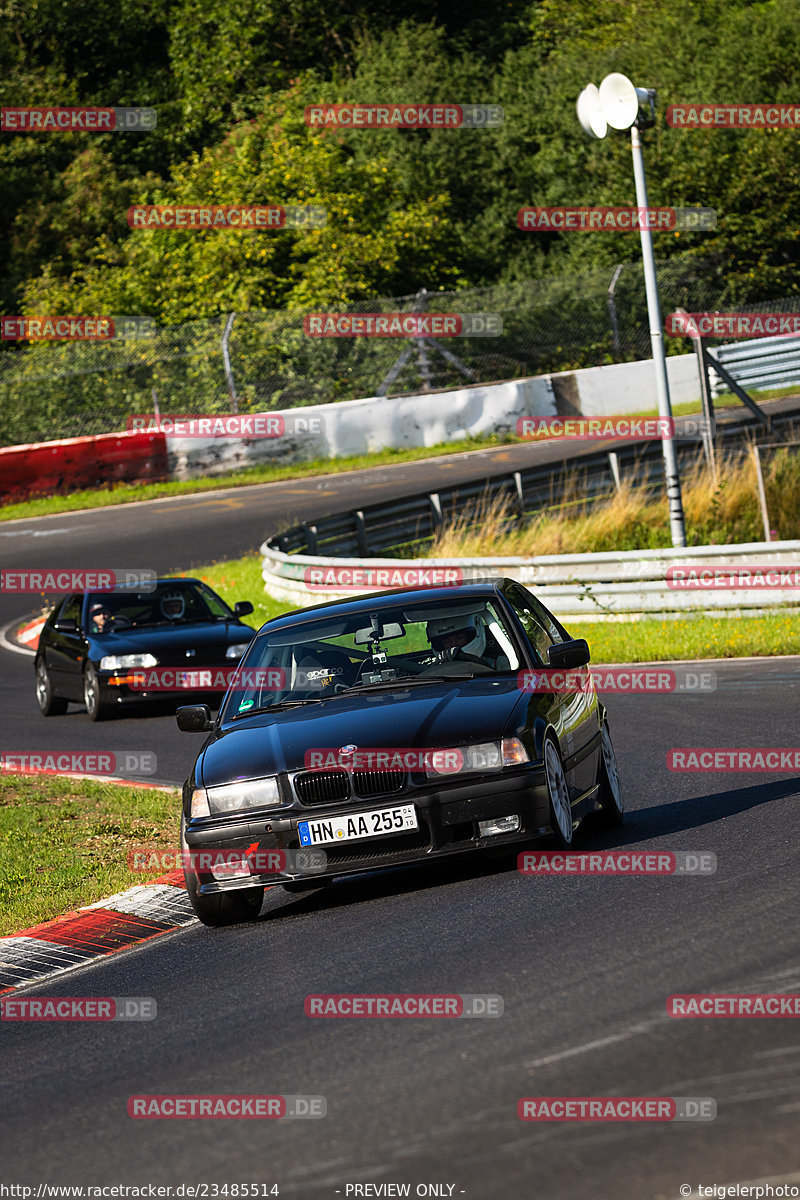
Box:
[1, 254, 796, 447]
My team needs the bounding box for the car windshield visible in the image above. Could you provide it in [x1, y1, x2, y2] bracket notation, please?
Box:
[85, 581, 232, 631]
[221, 597, 520, 720]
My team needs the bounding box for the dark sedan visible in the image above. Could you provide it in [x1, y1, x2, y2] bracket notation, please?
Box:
[34, 577, 256, 721]
[176, 578, 624, 926]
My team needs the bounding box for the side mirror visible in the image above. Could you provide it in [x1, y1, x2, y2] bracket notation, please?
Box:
[53, 618, 78, 633]
[547, 639, 590, 669]
[176, 704, 213, 732]
[234, 601, 254, 618]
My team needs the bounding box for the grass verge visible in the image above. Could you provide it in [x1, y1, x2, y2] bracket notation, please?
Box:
[0, 774, 180, 936]
[566, 613, 800, 663]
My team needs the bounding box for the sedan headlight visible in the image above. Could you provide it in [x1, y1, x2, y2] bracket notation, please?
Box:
[226, 642, 251, 659]
[424, 738, 529, 777]
[425, 741, 503, 776]
[191, 776, 281, 817]
[99, 653, 158, 671]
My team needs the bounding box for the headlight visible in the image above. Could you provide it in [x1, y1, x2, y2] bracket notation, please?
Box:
[425, 741, 503, 776]
[226, 643, 251, 659]
[191, 776, 281, 817]
[99, 653, 158, 671]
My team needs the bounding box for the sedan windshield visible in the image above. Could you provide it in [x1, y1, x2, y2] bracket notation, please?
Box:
[85, 580, 232, 632]
[221, 597, 520, 720]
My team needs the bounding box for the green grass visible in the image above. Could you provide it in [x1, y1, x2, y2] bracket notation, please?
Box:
[568, 612, 800, 663]
[0, 774, 180, 935]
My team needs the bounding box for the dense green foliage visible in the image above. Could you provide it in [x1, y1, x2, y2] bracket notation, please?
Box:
[2, 0, 799, 325]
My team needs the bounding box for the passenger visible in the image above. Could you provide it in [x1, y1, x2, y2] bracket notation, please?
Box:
[159, 590, 186, 622]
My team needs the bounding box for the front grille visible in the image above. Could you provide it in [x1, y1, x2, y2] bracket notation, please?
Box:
[352, 770, 405, 798]
[294, 769, 349, 806]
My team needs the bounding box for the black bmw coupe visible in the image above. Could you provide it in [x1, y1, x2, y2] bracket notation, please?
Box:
[176, 577, 624, 926]
[34, 577, 256, 720]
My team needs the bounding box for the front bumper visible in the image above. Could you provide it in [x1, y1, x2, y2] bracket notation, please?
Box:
[98, 669, 232, 707]
[184, 768, 552, 895]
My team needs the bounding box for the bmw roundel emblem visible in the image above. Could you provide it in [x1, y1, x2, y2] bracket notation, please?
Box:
[339, 744, 357, 756]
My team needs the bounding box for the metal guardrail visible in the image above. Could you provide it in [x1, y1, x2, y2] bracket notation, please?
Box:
[260, 539, 800, 620]
[267, 410, 800, 562]
[710, 335, 800, 398]
[260, 409, 800, 620]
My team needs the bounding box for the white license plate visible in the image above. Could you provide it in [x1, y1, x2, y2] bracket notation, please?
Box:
[297, 804, 418, 847]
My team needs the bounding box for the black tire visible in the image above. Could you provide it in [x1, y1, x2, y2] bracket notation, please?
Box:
[181, 817, 264, 926]
[597, 721, 624, 826]
[544, 735, 574, 848]
[83, 664, 109, 722]
[35, 659, 68, 716]
[186, 879, 265, 927]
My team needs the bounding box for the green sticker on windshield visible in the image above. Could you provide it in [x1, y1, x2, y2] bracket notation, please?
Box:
[238, 699, 254, 711]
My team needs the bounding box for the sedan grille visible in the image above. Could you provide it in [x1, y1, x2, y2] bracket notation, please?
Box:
[352, 770, 405, 798]
[294, 769, 349, 806]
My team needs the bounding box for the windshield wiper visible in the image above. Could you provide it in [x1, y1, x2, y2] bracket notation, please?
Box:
[229, 699, 322, 719]
[340, 672, 476, 693]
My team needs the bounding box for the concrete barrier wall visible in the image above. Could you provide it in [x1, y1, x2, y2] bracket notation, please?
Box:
[1, 352, 701, 497]
[166, 353, 701, 481]
[0, 431, 168, 502]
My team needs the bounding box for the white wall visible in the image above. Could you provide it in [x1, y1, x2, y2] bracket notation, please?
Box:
[166, 353, 700, 480]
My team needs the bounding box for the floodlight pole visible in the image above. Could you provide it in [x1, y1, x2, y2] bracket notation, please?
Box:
[630, 124, 686, 547]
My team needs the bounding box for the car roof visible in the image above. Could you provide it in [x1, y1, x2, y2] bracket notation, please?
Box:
[261, 579, 508, 633]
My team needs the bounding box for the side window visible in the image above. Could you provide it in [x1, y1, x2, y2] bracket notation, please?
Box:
[506, 585, 553, 664]
[519, 586, 566, 645]
[59, 594, 82, 626]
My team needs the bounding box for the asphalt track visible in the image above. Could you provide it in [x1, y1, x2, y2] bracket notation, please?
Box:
[2, 444, 800, 1198]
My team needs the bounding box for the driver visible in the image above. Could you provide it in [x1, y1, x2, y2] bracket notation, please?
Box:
[89, 603, 113, 634]
[426, 614, 509, 670]
[159, 589, 186, 622]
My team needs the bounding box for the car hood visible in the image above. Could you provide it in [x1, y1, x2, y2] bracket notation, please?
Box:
[199, 679, 527, 786]
[89, 621, 254, 658]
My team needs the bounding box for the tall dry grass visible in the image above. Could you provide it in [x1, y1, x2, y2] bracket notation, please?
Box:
[427, 446, 799, 557]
